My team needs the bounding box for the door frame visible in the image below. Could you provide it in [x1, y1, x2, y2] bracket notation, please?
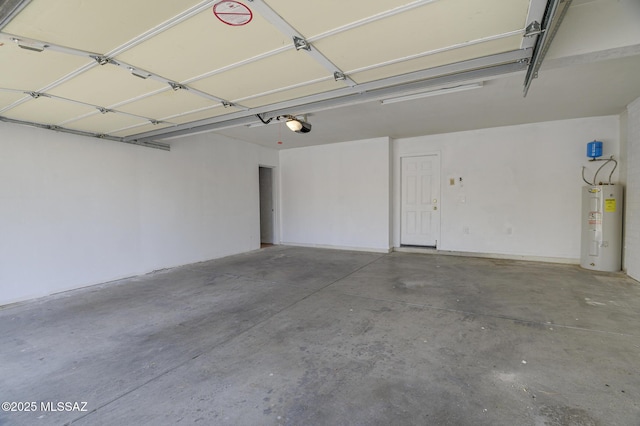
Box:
[393, 151, 441, 249]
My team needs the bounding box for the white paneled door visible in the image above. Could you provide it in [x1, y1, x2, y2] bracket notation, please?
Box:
[401, 155, 441, 247]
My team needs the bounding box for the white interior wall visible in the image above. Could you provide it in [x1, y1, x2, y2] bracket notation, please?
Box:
[279, 137, 391, 252]
[625, 97, 640, 281]
[0, 122, 277, 305]
[394, 116, 620, 261]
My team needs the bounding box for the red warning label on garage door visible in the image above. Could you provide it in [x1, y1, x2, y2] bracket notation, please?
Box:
[213, 1, 253, 26]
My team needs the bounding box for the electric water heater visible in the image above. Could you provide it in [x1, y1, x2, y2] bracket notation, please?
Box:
[580, 185, 623, 272]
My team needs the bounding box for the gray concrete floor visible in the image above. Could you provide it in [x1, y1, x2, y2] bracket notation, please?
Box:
[1, 246, 639, 426]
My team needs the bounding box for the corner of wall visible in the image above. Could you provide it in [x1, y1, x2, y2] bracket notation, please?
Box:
[620, 110, 628, 272]
[388, 137, 395, 251]
[623, 97, 640, 281]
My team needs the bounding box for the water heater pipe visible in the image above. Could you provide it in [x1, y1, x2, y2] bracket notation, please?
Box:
[582, 156, 617, 185]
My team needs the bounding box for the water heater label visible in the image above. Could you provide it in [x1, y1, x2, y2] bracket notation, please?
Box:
[588, 212, 602, 225]
[605, 199, 616, 212]
[213, 1, 253, 26]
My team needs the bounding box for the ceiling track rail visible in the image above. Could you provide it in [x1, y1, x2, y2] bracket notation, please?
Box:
[129, 51, 530, 143]
[521, 0, 548, 50]
[0, 0, 31, 29]
[0, 116, 170, 150]
[523, 0, 573, 96]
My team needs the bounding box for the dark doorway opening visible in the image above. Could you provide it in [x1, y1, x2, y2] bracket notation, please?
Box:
[259, 166, 275, 246]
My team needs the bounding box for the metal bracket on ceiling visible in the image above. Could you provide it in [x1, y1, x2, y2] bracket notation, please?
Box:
[90, 55, 111, 65]
[97, 107, 112, 114]
[169, 82, 186, 91]
[293, 36, 311, 51]
[524, 21, 544, 37]
[26, 91, 46, 99]
[333, 71, 346, 81]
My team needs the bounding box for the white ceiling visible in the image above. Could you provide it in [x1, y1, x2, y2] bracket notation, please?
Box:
[1, 0, 638, 150]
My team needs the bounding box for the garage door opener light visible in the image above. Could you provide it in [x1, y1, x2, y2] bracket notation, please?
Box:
[283, 115, 311, 133]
